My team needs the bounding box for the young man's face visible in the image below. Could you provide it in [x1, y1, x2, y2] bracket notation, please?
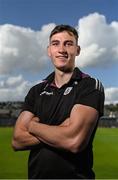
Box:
[48, 31, 80, 72]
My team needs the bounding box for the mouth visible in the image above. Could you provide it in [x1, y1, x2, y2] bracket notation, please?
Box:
[56, 55, 68, 59]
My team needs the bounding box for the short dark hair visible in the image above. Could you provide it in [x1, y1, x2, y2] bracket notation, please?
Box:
[49, 24, 78, 43]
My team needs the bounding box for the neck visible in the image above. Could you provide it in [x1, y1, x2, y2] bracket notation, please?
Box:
[54, 68, 74, 88]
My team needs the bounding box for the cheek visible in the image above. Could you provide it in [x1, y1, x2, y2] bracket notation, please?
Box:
[48, 48, 56, 57]
[48, 51, 53, 59]
[48, 47, 54, 57]
[69, 51, 77, 57]
[68, 48, 77, 55]
[48, 51, 56, 62]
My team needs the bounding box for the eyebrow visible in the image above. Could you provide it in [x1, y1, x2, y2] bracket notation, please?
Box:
[50, 40, 59, 44]
[50, 40, 75, 45]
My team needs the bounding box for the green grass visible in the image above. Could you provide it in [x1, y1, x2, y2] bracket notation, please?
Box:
[0, 127, 118, 179]
[0, 127, 29, 179]
[93, 128, 118, 179]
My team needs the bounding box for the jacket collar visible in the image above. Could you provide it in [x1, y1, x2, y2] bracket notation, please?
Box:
[44, 67, 89, 86]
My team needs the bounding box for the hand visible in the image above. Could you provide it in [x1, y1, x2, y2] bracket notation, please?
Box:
[32, 117, 40, 123]
[28, 117, 40, 134]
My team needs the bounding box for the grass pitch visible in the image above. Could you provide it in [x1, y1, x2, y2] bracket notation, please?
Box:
[0, 127, 29, 179]
[0, 127, 118, 179]
[93, 127, 118, 179]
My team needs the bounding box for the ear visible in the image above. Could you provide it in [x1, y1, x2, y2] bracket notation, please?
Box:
[47, 45, 51, 57]
[76, 45, 81, 56]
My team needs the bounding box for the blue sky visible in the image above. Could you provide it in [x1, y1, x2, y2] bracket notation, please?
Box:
[0, 0, 117, 28]
[0, 0, 118, 103]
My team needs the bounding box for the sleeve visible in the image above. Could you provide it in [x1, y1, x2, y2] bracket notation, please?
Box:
[22, 86, 36, 115]
[76, 78, 105, 117]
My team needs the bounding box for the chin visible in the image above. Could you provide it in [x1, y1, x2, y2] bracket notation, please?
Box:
[56, 66, 73, 73]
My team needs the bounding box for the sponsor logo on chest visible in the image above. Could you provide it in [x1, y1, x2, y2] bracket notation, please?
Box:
[40, 91, 53, 96]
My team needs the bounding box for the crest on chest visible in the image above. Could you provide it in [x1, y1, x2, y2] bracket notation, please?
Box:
[63, 87, 73, 95]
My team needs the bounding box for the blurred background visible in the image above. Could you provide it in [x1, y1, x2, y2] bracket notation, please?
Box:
[0, 0, 118, 178]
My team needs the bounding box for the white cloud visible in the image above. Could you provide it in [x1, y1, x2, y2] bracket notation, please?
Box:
[0, 75, 34, 101]
[0, 23, 55, 75]
[0, 75, 23, 88]
[76, 12, 118, 68]
[0, 13, 118, 74]
[105, 87, 118, 104]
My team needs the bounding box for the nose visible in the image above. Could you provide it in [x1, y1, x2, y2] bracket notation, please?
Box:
[58, 44, 66, 53]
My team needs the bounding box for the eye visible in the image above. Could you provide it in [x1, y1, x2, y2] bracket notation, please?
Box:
[65, 41, 74, 47]
[52, 42, 58, 46]
[66, 42, 73, 46]
[51, 41, 59, 46]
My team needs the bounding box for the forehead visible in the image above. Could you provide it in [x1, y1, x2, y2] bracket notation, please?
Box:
[50, 31, 76, 42]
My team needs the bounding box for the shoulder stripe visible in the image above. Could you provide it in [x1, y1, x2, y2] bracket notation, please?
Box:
[95, 78, 104, 92]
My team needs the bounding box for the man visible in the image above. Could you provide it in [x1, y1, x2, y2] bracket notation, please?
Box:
[12, 24, 104, 179]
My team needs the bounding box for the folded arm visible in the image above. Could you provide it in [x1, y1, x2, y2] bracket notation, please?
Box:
[12, 111, 40, 151]
[28, 104, 98, 153]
